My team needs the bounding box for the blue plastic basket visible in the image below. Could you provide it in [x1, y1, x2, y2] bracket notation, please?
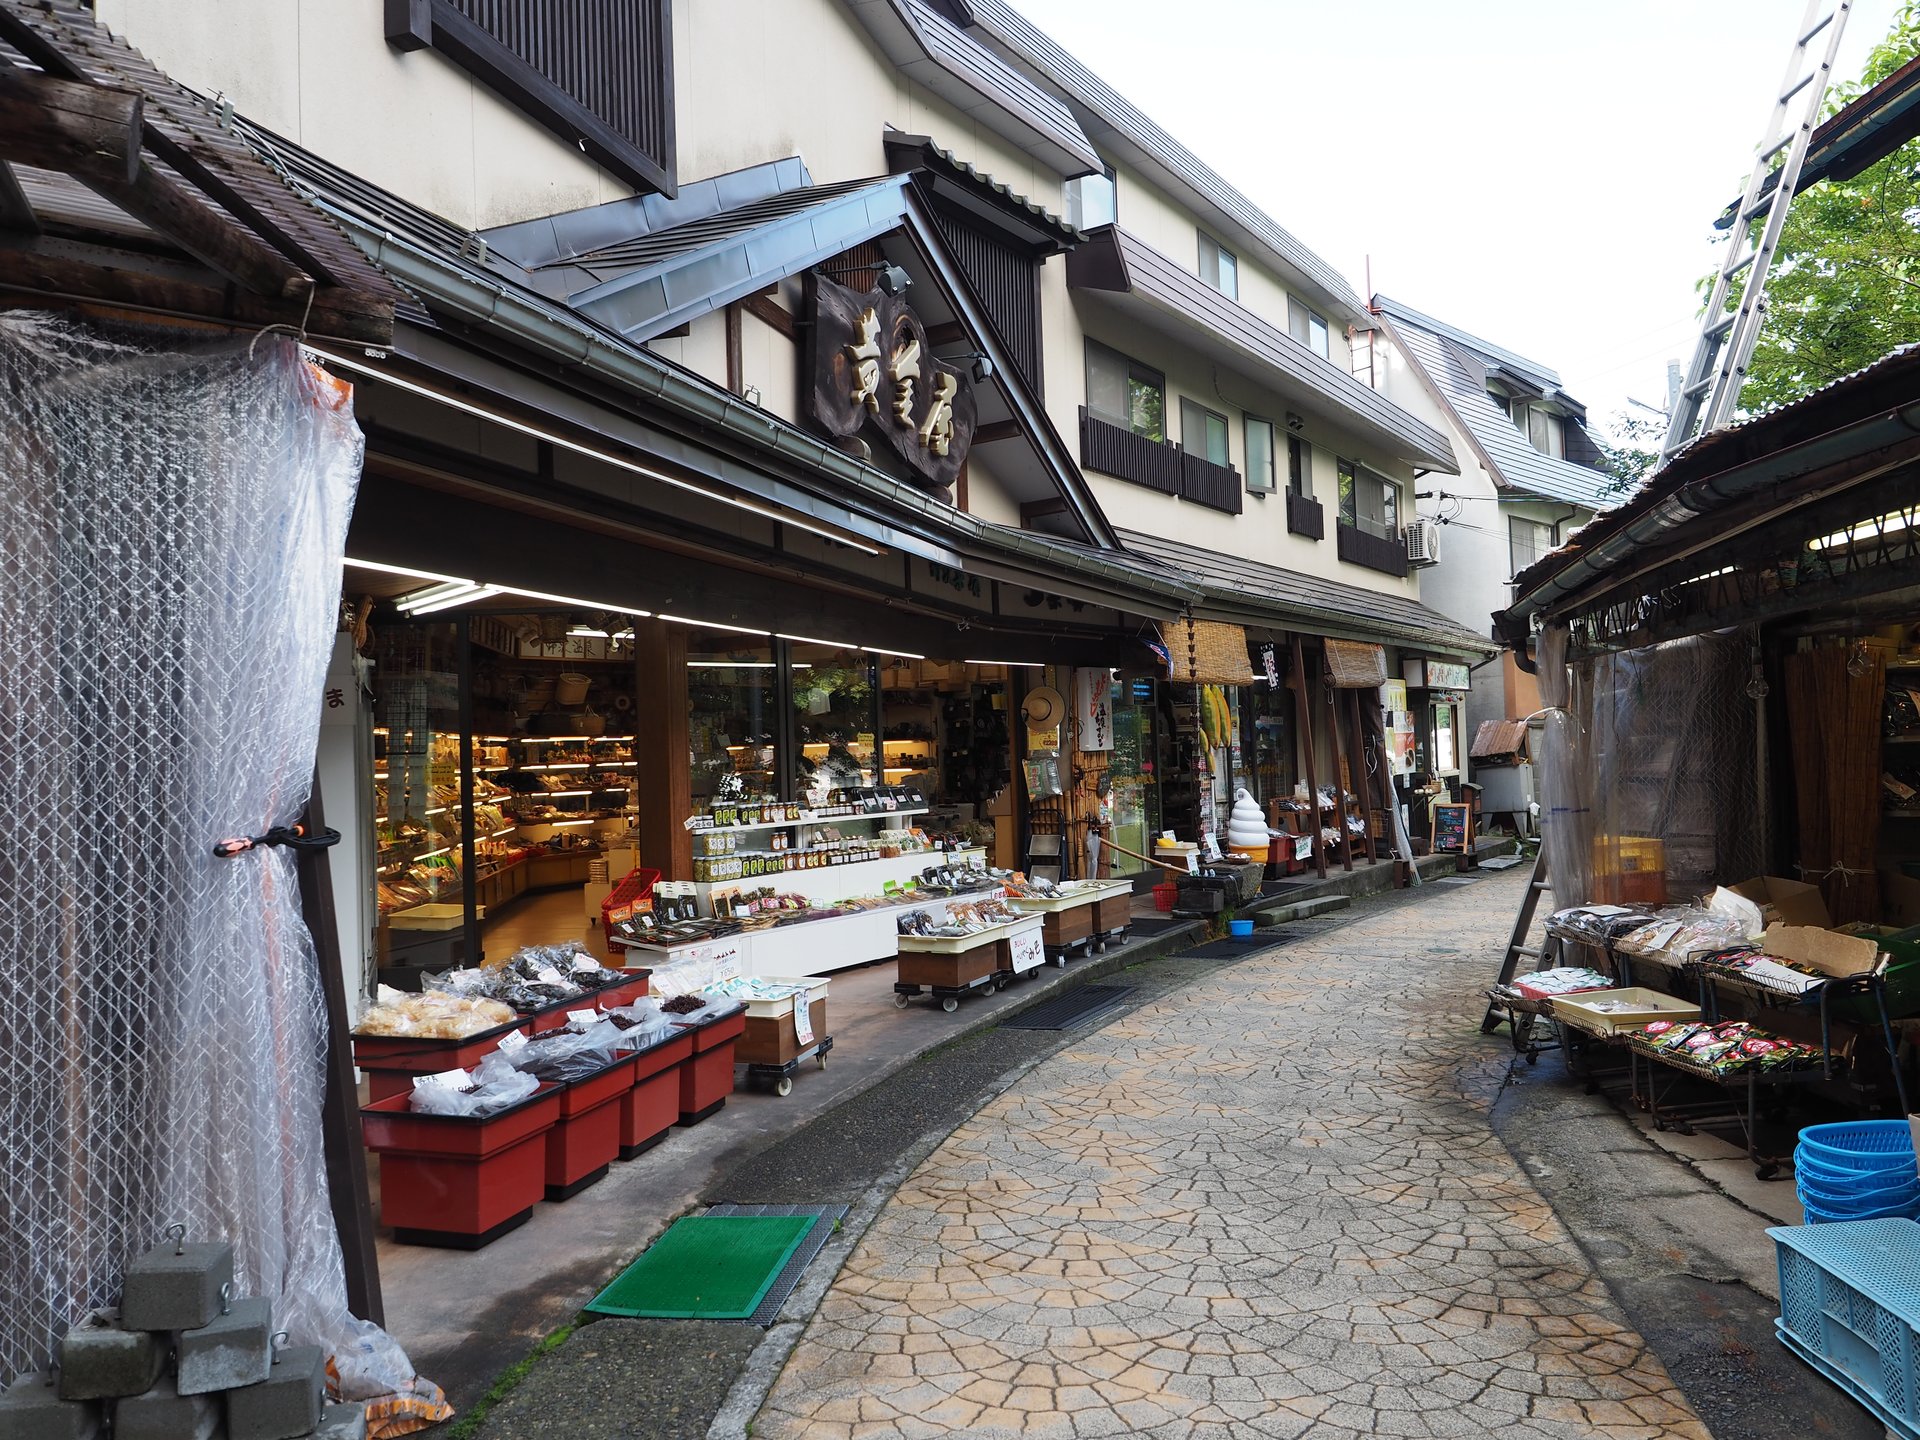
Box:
[1771, 1218, 1920, 1433]
[1799, 1122, 1918, 1172]
[1799, 1171, 1920, 1210]
[1800, 1191, 1920, 1225]
[1228, 919, 1254, 938]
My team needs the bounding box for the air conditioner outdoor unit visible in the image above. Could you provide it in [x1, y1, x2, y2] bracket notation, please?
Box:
[1404, 517, 1441, 568]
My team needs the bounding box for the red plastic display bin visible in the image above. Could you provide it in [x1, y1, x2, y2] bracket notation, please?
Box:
[543, 1052, 640, 1200]
[618, 1031, 693, 1159]
[353, 1018, 530, 1103]
[677, 1008, 745, 1126]
[361, 1083, 561, 1249]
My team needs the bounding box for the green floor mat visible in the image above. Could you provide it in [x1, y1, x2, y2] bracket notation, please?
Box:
[584, 1214, 817, 1320]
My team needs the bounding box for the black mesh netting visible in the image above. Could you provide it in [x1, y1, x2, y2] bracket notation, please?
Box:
[0, 314, 445, 1427]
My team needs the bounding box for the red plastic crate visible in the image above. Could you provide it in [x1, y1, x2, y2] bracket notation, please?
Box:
[601, 867, 662, 932]
[544, 1053, 639, 1200]
[361, 1084, 560, 1247]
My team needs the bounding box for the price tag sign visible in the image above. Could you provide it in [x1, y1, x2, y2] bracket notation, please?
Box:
[567, 1009, 598, 1027]
[534, 965, 566, 985]
[793, 991, 816, 1047]
[1007, 925, 1045, 974]
[414, 1067, 471, 1091]
[498, 1030, 528, 1052]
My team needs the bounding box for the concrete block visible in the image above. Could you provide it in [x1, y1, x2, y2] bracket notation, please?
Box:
[311, 1404, 366, 1440]
[110, 1376, 220, 1440]
[57, 1310, 165, 1400]
[224, 1345, 323, 1440]
[120, 1237, 233, 1333]
[176, 1298, 272, 1396]
[0, 1374, 103, 1440]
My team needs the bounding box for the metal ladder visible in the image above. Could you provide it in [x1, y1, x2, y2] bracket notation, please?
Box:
[1481, 847, 1552, 1035]
[1660, 0, 1853, 464]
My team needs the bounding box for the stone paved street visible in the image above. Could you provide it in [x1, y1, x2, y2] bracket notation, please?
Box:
[754, 872, 1711, 1439]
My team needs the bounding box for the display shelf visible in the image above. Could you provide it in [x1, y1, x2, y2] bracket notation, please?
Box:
[688, 847, 984, 908]
[689, 806, 930, 834]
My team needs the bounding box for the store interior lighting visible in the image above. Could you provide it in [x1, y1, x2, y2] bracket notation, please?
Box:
[309, 348, 884, 555]
[966, 659, 1046, 667]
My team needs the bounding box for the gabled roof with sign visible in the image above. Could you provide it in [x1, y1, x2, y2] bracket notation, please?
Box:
[235, 118, 1145, 567]
[1373, 295, 1619, 511]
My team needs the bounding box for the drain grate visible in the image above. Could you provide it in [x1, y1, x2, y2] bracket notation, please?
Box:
[1128, 917, 1186, 937]
[1181, 935, 1295, 960]
[1001, 984, 1137, 1031]
[1429, 875, 1485, 887]
[704, 1203, 849, 1325]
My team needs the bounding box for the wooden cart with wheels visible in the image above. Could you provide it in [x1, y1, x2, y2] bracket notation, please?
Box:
[745, 1034, 833, 1097]
[897, 928, 1005, 1011]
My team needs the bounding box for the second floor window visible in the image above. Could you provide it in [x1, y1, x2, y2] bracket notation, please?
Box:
[1510, 400, 1565, 458]
[1288, 435, 1311, 496]
[1066, 167, 1116, 230]
[1245, 417, 1276, 492]
[1288, 297, 1330, 359]
[1510, 516, 1556, 577]
[1198, 232, 1237, 300]
[1337, 460, 1399, 540]
[1180, 398, 1230, 467]
[1086, 340, 1165, 442]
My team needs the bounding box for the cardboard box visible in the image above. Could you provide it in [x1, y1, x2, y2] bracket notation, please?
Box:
[1727, 876, 1832, 930]
[1881, 869, 1920, 929]
[1761, 922, 1881, 979]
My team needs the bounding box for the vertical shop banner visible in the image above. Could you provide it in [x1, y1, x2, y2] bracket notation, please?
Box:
[1076, 668, 1113, 751]
[1257, 642, 1283, 691]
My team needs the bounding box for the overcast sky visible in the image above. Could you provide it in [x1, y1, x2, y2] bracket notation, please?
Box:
[1008, 0, 1900, 440]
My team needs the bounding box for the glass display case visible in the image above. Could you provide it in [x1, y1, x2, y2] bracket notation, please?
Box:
[791, 644, 878, 805]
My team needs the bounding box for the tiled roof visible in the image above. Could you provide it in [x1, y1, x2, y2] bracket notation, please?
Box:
[1117, 529, 1493, 657]
[1375, 299, 1619, 511]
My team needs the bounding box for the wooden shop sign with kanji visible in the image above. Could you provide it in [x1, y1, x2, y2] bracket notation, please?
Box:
[809, 273, 977, 493]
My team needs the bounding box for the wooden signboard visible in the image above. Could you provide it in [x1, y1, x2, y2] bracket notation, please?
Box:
[808, 273, 977, 493]
[1433, 803, 1471, 853]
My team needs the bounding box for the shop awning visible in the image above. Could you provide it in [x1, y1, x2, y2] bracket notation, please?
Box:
[1470, 719, 1531, 759]
[1118, 529, 1495, 659]
[1160, 618, 1256, 684]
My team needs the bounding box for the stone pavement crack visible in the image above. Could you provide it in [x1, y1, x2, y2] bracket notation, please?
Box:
[748, 871, 1716, 1440]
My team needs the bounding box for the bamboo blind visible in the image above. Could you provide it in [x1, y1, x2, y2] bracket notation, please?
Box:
[1783, 642, 1886, 925]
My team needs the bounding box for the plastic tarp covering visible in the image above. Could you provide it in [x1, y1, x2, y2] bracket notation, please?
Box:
[1538, 625, 1763, 908]
[0, 316, 446, 1427]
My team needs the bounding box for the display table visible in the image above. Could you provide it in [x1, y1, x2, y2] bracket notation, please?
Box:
[543, 1051, 639, 1201]
[676, 1006, 745, 1125]
[686, 846, 984, 911]
[617, 1030, 692, 1159]
[896, 920, 1031, 1011]
[1008, 889, 1100, 964]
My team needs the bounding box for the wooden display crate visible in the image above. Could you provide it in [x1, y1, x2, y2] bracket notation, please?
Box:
[737, 997, 829, 1067]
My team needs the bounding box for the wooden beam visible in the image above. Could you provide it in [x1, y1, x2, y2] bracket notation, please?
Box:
[0, 71, 313, 302]
[925, 320, 966, 345]
[1290, 633, 1327, 880]
[724, 300, 742, 394]
[0, 69, 142, 187]
[974, 419, 1022, 444]
[632, 620, 693, 879]
[0, 235, 389, 345]
[0, 162, 38, 234]
[1019, 498, 1070, 523]
[741, 289, 795, 339]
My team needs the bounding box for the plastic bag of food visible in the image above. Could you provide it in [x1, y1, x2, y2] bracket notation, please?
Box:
[354, 987, 515, 1038]
[407, 1052, 539, 1116]
[505, 1019, 629, 1082]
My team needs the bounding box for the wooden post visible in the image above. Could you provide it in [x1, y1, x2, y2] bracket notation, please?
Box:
[297, 775, 383, 1326]
[632, 619, 692, 880]
[1290, 634, 1327, 880]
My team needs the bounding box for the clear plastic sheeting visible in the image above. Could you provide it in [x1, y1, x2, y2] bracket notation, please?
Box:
[1537, 625, 1763, 908]
[0, 315, 444, 1426]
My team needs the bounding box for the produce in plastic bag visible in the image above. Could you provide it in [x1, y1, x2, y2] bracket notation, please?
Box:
[1613, 908, 1755, 966]
[504, 1020, 629, 1083]
[407, 1052, 539, 1117]
[354, 987, 515, 1039]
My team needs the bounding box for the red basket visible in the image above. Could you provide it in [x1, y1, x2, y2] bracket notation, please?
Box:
[601, 866, 662, 932]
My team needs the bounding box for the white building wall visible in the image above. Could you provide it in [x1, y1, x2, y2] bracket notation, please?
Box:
[96, 0, 624, 230]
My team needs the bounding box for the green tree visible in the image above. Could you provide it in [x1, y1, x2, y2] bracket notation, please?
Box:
[1590, 410, 1664, 495]
[1720, 4, 1920, 413]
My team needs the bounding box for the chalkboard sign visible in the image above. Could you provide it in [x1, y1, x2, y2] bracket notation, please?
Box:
[1433, 803, 1471, 853]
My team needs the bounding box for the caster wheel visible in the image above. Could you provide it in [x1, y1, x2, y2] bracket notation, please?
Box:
[1756, 1163, 1779, 1180]
[816, 1055, 827, 1069]
[1654, 1119, 1667, 1132]
[942, 997, 959, 1013]
[1526, 1053, 1539, 1067]
[774, 1076, 793, 1097]
[893, 993, 910, 1009]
